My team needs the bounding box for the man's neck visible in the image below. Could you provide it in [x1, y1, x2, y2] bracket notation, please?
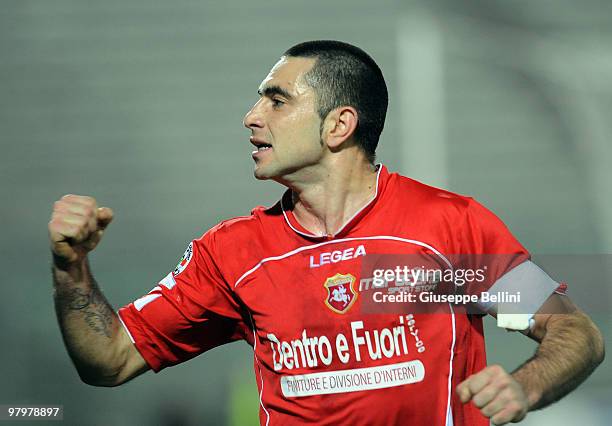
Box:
[286, 159, 378, 237]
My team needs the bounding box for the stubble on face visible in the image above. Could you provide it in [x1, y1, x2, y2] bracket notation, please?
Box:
[247, 57, 324, 183]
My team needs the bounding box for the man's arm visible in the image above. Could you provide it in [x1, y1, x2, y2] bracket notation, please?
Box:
[457, 294, 605, 425]
[50, 194, 149, 386]
[512, 294, 605, 409]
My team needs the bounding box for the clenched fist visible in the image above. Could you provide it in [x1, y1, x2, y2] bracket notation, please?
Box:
[457, 364, 529, 425]
[49, 195, 114, 266]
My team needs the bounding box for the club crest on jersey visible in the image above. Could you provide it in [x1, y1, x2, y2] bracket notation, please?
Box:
[173, 242, 193, 276]
[324, 273, 358, 314]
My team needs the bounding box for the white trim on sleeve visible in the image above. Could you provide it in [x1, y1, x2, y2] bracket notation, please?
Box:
[134, 293, 161, 311]
[117, 310, 136, 344]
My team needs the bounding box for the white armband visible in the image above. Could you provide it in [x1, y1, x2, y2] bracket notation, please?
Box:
[477, 260, 559, 331]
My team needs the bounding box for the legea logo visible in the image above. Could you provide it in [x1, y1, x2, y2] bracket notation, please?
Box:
[310, 245, 366, 268]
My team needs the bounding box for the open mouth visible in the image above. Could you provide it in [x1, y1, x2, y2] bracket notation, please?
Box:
[251, 137, 272, 153]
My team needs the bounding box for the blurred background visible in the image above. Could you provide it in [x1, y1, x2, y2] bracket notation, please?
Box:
[1, 0, 610, 424]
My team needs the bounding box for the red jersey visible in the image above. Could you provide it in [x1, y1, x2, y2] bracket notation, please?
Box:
[118, 165, 556, 425]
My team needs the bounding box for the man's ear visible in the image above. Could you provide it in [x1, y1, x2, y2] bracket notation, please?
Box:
[322, 106, 358, 150]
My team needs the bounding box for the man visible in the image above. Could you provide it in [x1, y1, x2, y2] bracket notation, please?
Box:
[49, 41, 604, 425]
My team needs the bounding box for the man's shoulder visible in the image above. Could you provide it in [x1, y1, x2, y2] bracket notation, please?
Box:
[207, 206, 267, 237]
[200, 200, 284, 245]
[192, 201, 290, 281]
[388, 170, 520, 244]
[388, 171, 473, 213]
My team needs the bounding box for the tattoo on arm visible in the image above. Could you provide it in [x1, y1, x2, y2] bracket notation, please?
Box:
[64, 286, 115, 338]
[53, 265, 116, 339]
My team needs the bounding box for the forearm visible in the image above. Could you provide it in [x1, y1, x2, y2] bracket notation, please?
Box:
[512, 311, 605, 410]
[52, 256, 125, 384]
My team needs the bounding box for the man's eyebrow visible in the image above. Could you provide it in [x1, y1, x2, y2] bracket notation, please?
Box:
[257, 85, 294, 100]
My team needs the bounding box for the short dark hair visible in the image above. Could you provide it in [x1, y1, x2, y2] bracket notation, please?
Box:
[284, 40, 388, 163]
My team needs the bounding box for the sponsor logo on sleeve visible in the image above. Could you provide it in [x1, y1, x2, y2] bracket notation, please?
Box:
[173, 242, 193, 277]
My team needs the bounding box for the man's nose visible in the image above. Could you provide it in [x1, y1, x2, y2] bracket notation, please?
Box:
[243, 101, 264, 129]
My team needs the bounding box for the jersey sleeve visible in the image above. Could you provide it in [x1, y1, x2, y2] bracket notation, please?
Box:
[118, 230, 249, 372]
[459, 198, 562, 328]
[460, 197, 529, 279]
